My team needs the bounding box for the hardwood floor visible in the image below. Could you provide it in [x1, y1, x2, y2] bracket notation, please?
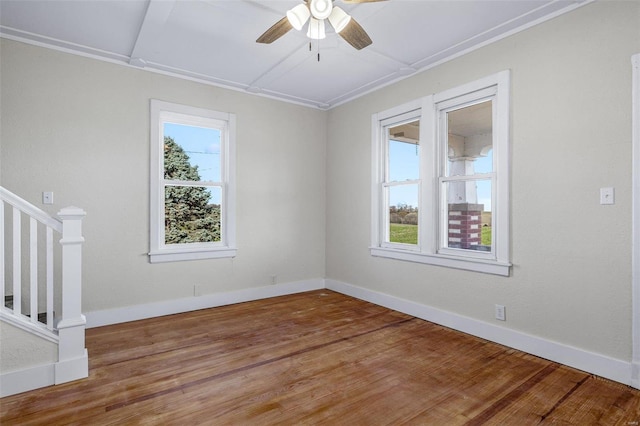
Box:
[2, 290, 640, 425]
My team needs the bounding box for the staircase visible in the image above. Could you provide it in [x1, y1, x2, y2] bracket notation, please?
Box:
[3, 295, 46, 323]
[0, 186, 88, 397]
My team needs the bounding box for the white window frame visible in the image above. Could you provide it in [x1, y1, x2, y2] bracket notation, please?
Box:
[379, 108, 423, 251]
[371, 70, 511, 276]
[149, 99, 237, 263]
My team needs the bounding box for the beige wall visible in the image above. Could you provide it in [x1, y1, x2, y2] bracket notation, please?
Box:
[0, 39, 327, 314]
[0, 322, 57, 372]
[326, 1, 640, 361]
[1, 0, 639, 374]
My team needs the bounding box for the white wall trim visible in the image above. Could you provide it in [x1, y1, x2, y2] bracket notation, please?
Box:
[0, 353, 89, 397]
[0, 309, 59, 344]
[54, 349, 88, 385]
[8, 275, 633, 396]
[326, 279, 633, 387]
[632, 52, 640, 389]
[0, 363, 55, 398]
[0, 1, 593, 111]
[85, 279, 325, 328]
[85, 276, 634, 385]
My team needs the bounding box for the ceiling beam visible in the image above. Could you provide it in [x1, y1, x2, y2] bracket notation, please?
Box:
[129, 0, 176, 67]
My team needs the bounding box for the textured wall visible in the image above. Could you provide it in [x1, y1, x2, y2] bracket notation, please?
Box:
[326, 1, 640, 362]
[0, 322, 57, 372]
[0, 39, 327, 316]
[2, 1, 639, 377]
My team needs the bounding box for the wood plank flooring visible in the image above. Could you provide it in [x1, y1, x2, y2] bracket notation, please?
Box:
[2, 290, 640, 425]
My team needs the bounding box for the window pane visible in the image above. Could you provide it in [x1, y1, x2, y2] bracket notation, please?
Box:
[388, 184, 419, 245]
[447, 100, 492, 177]
[164, 123, 221, 182]
[165, 185, 221, 244]
[445, 179, 491, 252]
[388, 120, 420, 181]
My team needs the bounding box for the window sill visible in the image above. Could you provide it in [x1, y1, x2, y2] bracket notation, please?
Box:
[370, 247, 511, 276]
[149, 247, 237, 263]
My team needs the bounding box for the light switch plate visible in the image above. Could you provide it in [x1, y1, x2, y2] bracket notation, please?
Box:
[495, 304, 506, 321]
[42, 191, 54, 205]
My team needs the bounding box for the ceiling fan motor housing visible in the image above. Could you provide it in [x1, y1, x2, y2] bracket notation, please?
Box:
[258, 0, 372, 50]
[310, 0, 333, 20]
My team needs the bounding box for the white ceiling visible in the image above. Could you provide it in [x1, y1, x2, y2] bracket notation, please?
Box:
[0, 0, 588, 110]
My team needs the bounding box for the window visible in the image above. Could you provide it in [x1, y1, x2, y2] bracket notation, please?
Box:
[149, 100, 236, 263]
[381, 110, 421, 247]
[371, 71, 511, 275]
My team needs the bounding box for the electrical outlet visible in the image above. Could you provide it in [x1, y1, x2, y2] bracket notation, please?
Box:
[495, 304, 506, 321]
[270, 275, 277, 285]
[600, 187, 615, 205]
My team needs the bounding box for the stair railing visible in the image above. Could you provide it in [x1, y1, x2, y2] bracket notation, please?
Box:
[0, 186, 88, 383]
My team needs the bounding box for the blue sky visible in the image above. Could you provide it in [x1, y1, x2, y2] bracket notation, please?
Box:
[164, 123, 221, 182]
[164, 122, 221, 204]
[163, 124, 492, 211]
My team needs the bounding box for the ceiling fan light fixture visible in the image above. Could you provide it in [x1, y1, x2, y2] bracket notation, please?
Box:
[286, 4, 310, 31]
[309, 0, 333, 20]
[257, 0, 376, 49]
[306, 17, 326, 40]
[328, 7, 351, 33]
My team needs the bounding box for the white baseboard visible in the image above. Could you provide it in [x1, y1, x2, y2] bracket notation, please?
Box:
[0, 363, 55, 398]
[55, 350, 88, 384]
[326, 278, 634, 387]
[82, 276, 633, 387]
[85, 278, 325, 328]
[7, 277, 631, 397]
[0, 351, 90, 397]
[633, 362, 640, 389]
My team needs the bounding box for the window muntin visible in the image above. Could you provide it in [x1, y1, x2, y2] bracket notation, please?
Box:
[371, 71, 510, 276]
[382, 114, 421, 247]
[162, 120, 223, 246]
[439, 97, 495, 256]
[150, 100, 236, 263]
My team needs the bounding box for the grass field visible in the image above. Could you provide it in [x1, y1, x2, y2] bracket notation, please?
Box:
[389, 223, 419, 244]
[389, 223, 492, 246]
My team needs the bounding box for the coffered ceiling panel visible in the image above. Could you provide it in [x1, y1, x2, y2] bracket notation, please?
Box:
[0, 0, 589, 109]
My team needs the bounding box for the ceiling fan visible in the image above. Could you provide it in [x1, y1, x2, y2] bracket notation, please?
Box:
[256, 0, 386, 50]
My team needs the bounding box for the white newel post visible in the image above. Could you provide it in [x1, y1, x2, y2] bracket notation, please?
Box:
[55, 206, 89, 384]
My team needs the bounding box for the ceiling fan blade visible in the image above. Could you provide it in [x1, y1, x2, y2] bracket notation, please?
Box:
[256, 17, 293, 44]
[339, 17, 372, 50]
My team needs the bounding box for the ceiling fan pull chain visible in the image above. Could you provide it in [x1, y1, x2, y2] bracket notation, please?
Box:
[307, 40, 320, 62]
[317, 21, 321, 62]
